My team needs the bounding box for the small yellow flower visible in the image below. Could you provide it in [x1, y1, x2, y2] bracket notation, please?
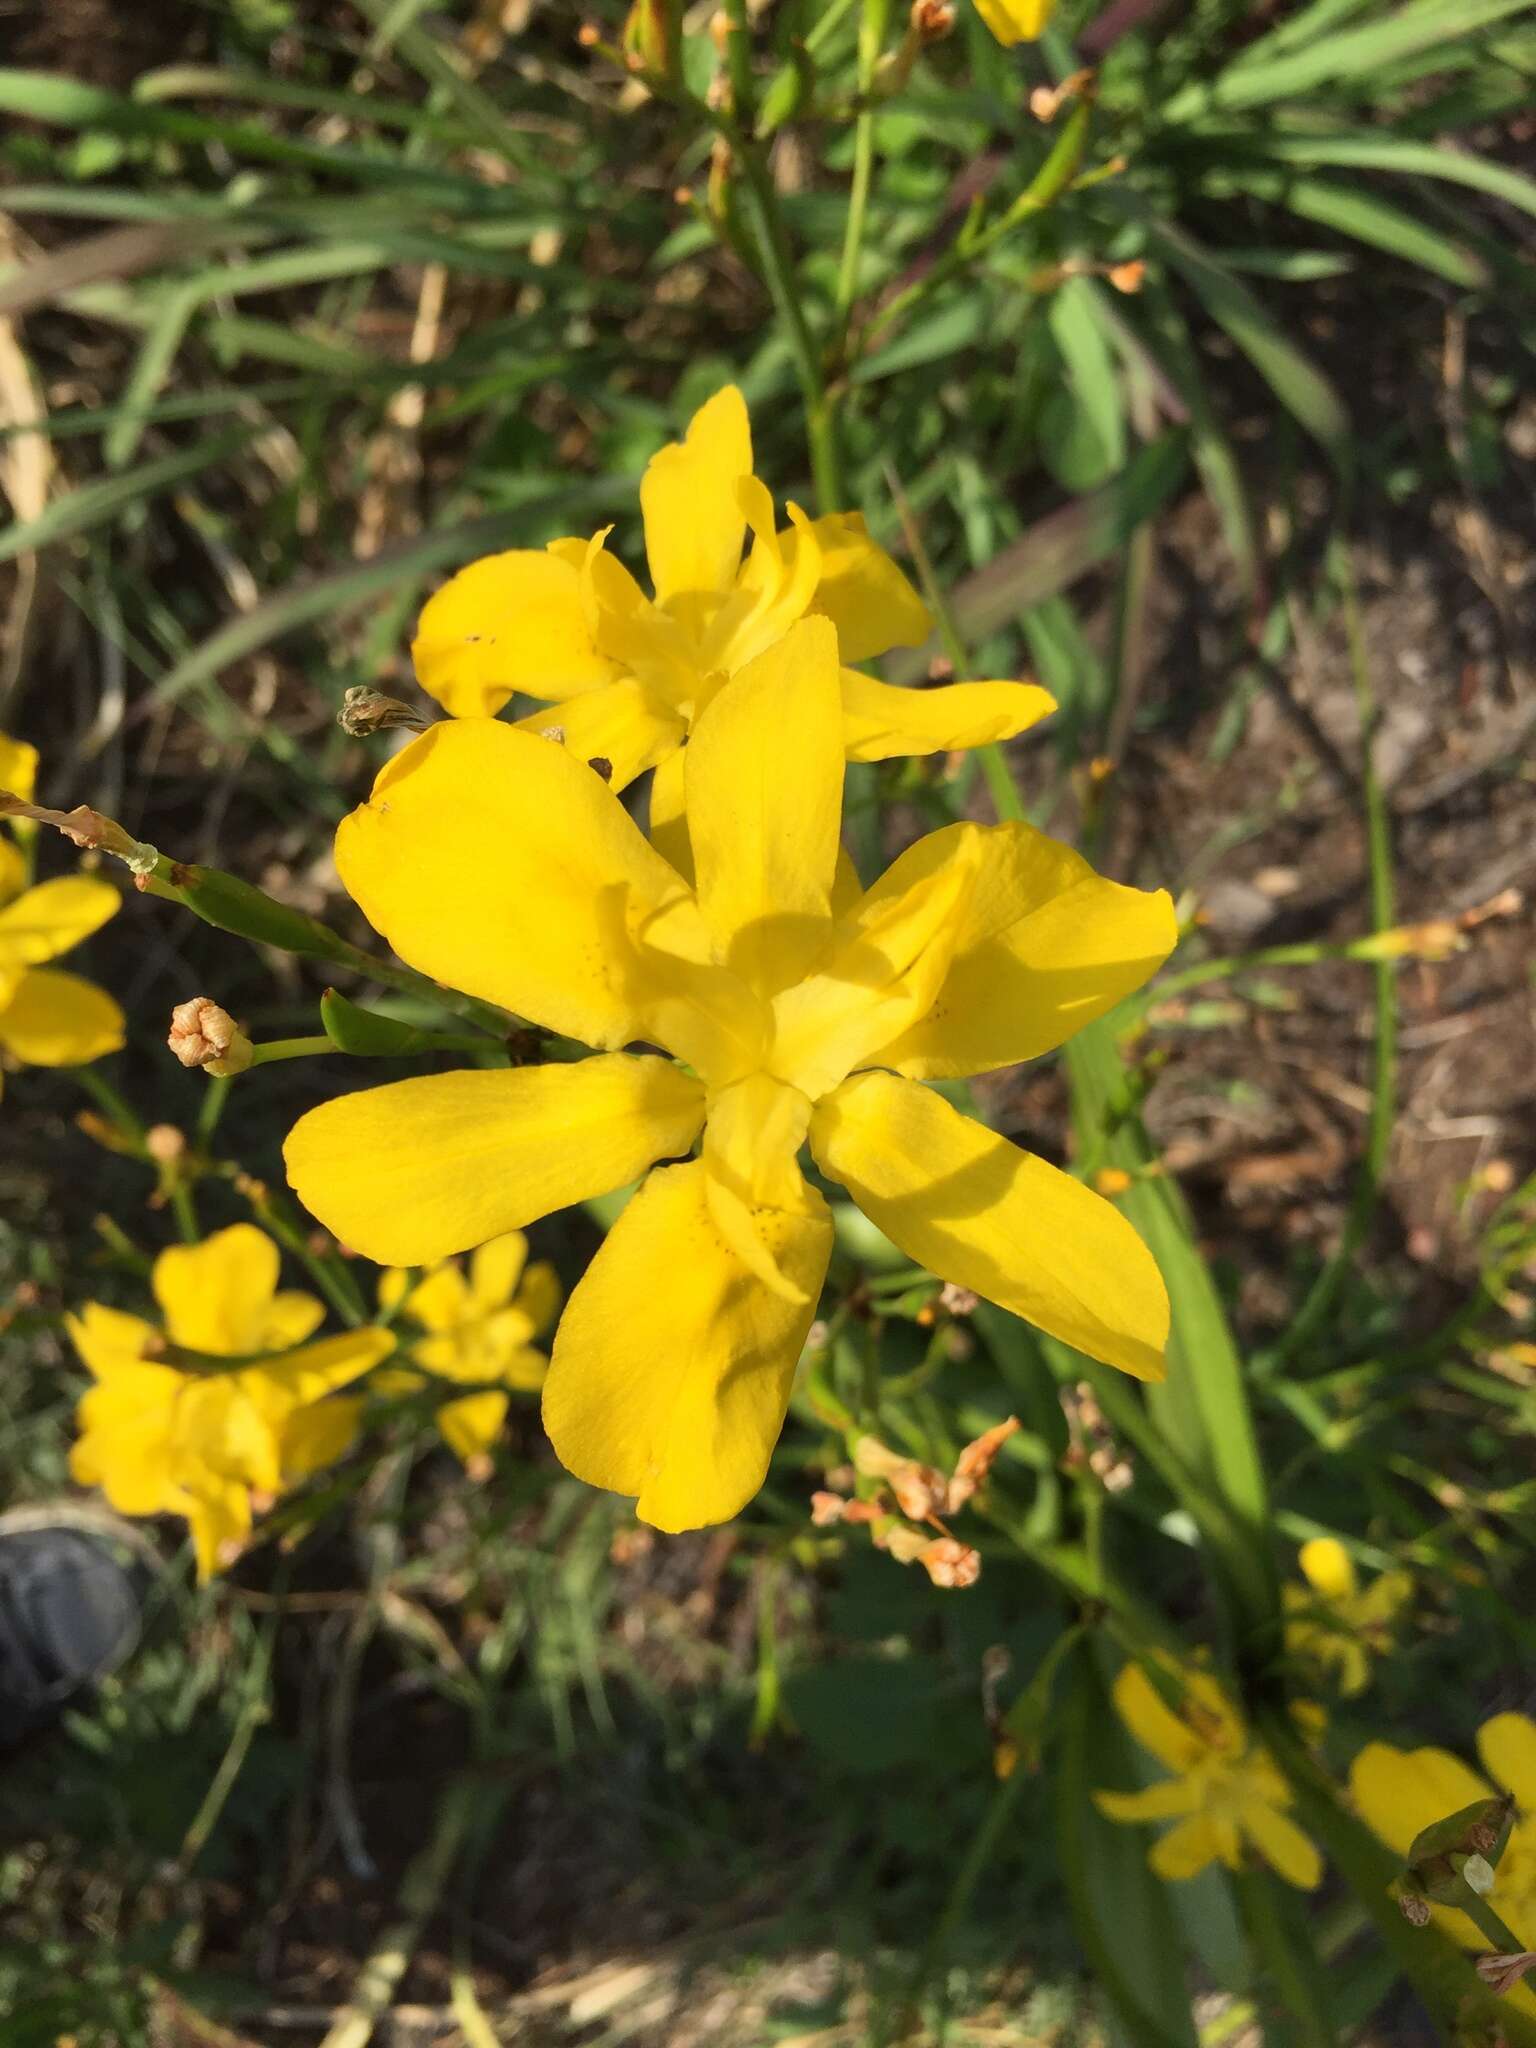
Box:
[1284, 1536, 1412, 1697]
[1352, 1715, 1536, 2008]
[972, 0, 1055, 45]
[0, 733, 124, 1082]
[1095, 1657, 1322, 1889]
[378, 1230, 559, 1464]
[409, 386, 1055, 846]
[67, 1224, 393, 1579]
[285, 616, 1175, 1533]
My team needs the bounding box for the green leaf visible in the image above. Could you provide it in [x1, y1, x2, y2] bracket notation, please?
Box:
[1065, 1019, 1277, 1634]
[1140, 218, 1351, 464]
[1161, 0, 1536, 121]
[1234, 129, 1536, 222]
[1055, 1640, 1199, 2048]
[150, 484, 616, 709]
[0, 431, 249, 566]
[888, 433, 1188, 681]
[1207, 169, 1487, 287]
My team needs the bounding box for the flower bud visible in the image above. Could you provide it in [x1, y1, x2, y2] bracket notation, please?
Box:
[145, 1123, 187, 1164]
[918, 1538, 981, 1589]
[168, 998, 254, 1076]
[622, 0, 681, 83]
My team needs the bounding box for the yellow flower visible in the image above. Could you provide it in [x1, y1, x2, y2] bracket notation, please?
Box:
[285, 616, 1174, 1531]
[1352, 1715, 1536, 2004]
[379, 1230, 559, 1464]
[67, 1223, 393, 1579]
[1095, 1657, 1323, 1888]
[972, 0, 1054, 44]
[409, 386, 1055, 846]
[1284, 1536, 1412, 1697]
[0, 733, 124, 1080]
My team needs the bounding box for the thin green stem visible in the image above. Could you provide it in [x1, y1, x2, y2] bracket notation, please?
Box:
[240, 1182, 368, 1329]
[1263, 541, 1397, 1375]
[72, 1063, 148, 1149]
[249, 1034, 334, 1066]
[718, 115, 843, 509]
[889, 1763, 1031, 2043]
[1152, 933, 1409, 1003]
[883, 462, 1024, 822]
[1234, 1868, 1335, 2048]
[833, 0, 891, 328]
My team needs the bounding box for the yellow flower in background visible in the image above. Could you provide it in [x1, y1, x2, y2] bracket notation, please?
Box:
[67, 1224, 393, 1579]
[1284, 1536, 1412, 1697]
[973, 0, 1055, 44]
[1352, 1716, 1536, 2004]
[380, 1230, 559, 1465]
[285, 615, 1175, 1533]
[0, 732, 124, 1083]
[1096, 1657, 1322, 1889]
[410, 385, 1055, 856]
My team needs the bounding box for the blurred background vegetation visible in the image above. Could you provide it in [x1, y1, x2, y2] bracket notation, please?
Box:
[3, 0, 1536, 2042]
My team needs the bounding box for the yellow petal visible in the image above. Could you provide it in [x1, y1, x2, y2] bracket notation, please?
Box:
[769, 825, 977, 1099]
[406, 1263, 474, 1334]
[857, 819, 1177, 1079]
[438, 1389, 509, 1463]
[640, 386, 753, 612]
[154, 1223, 280, 1356]
[972, 0, 1054, 44]
[699, 487, 823, 675]
[1148, 1813, 1224, 1881]
[543, 1157, 831, 1532]
[182, 1478, 252, 1583]
[1110, 1661, 1206, 1773]
[0, 875, 117, 975]
[259, 1326, 396, 1407]
[470, 1231, 529, 1314]
[1348, 1742, 1490, 1856]
[281, 1396, 364, 1481]
[802, 512, 931, 662]
[1242, 1801, 1322, 1890]
[516, 1260, 561, 1338]
[0, 732, 39, 802]
[811, 1072, 1169, 1381]
[71, 1363, 180, 1511]
[686, 616, 843, 993]
[263, 1291, 326, 1349]
[516, 679, 685, 794]
[1477, 1714, 1536, 1813]
[411, 546, 619, 717]
[19, 877, 119, 951]
[648, 744, 692, 881]
[840, 669, 1056, 763]
[702, 1073, 817, 1301]
[335, 717, 710, 1050]
[1298, 1536, 1357, 1602]
[66, 1302, 157, 1378]
[0, 967, 124, 1066]
[0, 838, 24, 910]
[1093, 1777, 1203, 1823]
[285, 1054, 706, 1267]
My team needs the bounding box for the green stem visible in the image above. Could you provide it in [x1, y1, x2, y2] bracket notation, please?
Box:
[240, 1182, 367, 1329]
[72, 1063, 148, 1149]
[720, 0, 755, 125]
[883, 462, 1024, 821]
[1234, 1867, 1335, 2047]
[248, 1034, 334, 1066]
[727, 126, 844, 510]
[1152, 933, 1408, 1003]
[889, 1762, 1031, 2043]
[833, 0, 891, 328]
[1263, 541, 1396, 1375]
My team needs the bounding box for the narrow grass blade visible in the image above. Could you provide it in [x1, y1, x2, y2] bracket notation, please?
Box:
[0, 431, 248, 565]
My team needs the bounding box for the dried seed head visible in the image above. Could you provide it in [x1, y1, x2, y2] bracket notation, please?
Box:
[337, 687, 427, 738]
[919, 1538, 981, 1589]
[810, 1490, 848, 1526]
[167, 998, 253, 1076]
[909, 0, 955, 39]
[145, 1123, 186, 1165]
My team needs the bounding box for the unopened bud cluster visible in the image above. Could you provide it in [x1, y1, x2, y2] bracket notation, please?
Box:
[167, 998, 254, 1077]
